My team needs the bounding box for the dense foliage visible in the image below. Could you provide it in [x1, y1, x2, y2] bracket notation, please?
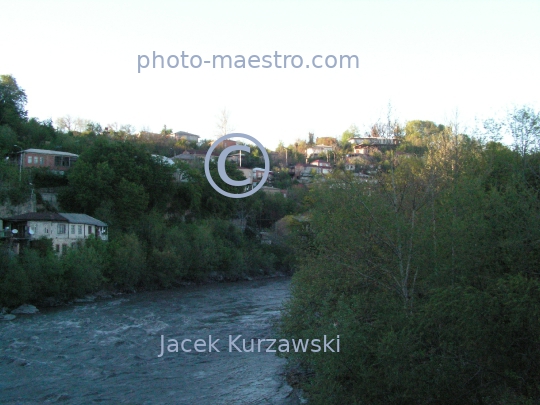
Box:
[3, 74, 540, 403]
[279, 113, 540, 404]
[0, 75, 296, 308]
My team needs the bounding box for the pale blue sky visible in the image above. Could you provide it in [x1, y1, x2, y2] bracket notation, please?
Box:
[1, 0, 539, 149]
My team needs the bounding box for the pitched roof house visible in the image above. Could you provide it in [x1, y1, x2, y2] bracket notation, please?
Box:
[2, 212, 108, 255]
[16, 149, 79, 174]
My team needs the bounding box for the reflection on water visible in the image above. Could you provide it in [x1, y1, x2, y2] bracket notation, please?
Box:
[0, 278, 296, 404]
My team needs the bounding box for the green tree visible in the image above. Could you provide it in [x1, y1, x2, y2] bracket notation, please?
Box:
[279, 126, 540, 404]
[106, 232, 145, 289]
[59, 137, 175, 228]
[340, 124, 359, 145]
[0, 74, 27, 129]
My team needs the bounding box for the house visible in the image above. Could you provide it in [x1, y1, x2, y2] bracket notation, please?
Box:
[173, 131, 200, 143]
[252, 168, 274, 186]
[2, 212, 108, 255]
[173, 151, 198, 163]
[16, 149, 79, 174]
[348, 137, 399, 155]
[344, 154, 377, 173]
[238, 167, 253, 186]
[152, 154, 192, 183]
[292, 163, 332, 183]
[310, 160, 332, 170]
[306, 145, 334, 159]
[348, 137, 399, 146]
[210, 139, 237, 149]
[172, 150, 218, 166]
[236, 167, 274, 189]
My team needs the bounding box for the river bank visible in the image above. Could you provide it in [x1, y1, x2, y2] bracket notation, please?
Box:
[1, 267, 292, 316]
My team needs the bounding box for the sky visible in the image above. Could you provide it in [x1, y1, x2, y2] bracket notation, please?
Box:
[1, 0, 539, 150]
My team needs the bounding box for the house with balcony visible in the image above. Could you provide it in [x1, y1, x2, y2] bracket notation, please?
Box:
[1, 212, 108, 255]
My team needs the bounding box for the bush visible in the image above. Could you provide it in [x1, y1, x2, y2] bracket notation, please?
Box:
[106, 232, 145, 290]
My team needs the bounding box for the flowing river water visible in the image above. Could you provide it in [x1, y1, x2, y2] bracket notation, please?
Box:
[0, 277, 300, 405]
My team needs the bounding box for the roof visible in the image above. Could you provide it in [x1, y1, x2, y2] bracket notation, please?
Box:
[3, 212, 68, 222]
[348, 137, 398, 145]
[311, 160, 332, 166]
[174, 131, 200, 138]
[59, 213, 107, 227]
[307, 145, 333, 150]
[2, 212, 107, 226]
[24, 149, 79, 157]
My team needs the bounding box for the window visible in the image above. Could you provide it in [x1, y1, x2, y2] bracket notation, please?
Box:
[78, 225, 82, 235]
[57, 224, 66, 234]
[33, 156, 38, 164]
[55, 244, 60, 252]
[70, 225, 75, 234]
[27, 156, 32, 164]
[39, 157, 44, 165]
[55, 156, 70, 167]
[88, 226, 93, 234]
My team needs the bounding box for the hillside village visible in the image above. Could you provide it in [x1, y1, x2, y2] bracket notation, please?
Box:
[3, 73, 540, 404]
[1, 123, 400, 256]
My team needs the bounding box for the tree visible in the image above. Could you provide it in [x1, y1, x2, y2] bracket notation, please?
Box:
[55, 115, 74, 132]
[0, 75, 27, 129]
[59, 137, 175, 229]
[279, 117, 540, 403]
[340, 124, 359, 145]
[0, 124, 17, 154]
[84, 121, 102, 135]
[160, 125, 172, 135]
[73, 117, 90, 133]
[216, 107, 235, 138]
[482, 106, 540, 186]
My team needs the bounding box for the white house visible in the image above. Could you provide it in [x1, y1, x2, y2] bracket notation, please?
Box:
[306, 145, 334, 159]
[173, 131, 200, 143]
[2, 212, 108, 254]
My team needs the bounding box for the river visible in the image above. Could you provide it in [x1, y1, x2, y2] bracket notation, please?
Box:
[0, 277, 299, 405]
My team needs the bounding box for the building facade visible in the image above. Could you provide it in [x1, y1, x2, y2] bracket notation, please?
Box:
[18, 149, 79, 174]
[173, 131, 200, 143]
[2, 212, 108, 254]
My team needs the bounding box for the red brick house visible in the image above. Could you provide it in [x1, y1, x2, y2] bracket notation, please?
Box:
[18, 149, 79, 174]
